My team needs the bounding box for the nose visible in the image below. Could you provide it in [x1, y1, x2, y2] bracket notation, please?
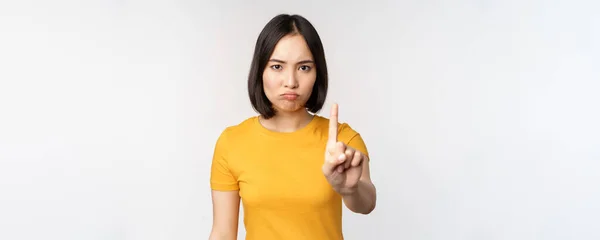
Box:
[283, 71, 298, 89]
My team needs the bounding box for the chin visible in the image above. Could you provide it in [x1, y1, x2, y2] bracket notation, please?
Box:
[274, 101, 306, 113]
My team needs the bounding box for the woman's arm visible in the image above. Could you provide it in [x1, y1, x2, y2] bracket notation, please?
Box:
[209, 190, 240, 240]
[342, 158, 377, 214]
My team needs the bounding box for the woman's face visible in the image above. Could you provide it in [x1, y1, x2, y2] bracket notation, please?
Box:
[263, 34, 317, 114]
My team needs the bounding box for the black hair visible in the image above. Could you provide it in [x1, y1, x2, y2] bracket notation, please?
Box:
[247, 14, 328, 119]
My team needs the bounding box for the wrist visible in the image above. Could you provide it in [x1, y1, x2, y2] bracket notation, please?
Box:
[341, 180, 376, 214]
[340, 181, 362, 197]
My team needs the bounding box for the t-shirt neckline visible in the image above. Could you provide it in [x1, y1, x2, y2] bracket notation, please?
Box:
[254, 114, 320, 138]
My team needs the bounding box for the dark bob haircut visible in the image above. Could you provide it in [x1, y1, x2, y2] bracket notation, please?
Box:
[247, 14, 328, 119]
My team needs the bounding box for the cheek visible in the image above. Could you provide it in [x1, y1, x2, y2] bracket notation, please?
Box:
[299, 74, 316, 94]
[262, 72, 278, 95]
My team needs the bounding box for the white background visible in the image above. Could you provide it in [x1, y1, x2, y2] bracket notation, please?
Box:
[1, 1, 599, 239]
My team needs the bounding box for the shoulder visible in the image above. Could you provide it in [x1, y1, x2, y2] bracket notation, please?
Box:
[215, 116, 258, 144]
[221, 116, 257, 134]
[313, 115, 369, 156]
[312, 115, 361, 143]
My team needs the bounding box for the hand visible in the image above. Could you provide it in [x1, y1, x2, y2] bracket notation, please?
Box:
[322, 103, 366, 196]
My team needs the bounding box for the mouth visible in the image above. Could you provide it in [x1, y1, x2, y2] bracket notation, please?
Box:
[281, 93, 299, 100]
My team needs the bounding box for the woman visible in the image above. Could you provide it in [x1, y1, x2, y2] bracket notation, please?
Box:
[209, 14, 377, 240]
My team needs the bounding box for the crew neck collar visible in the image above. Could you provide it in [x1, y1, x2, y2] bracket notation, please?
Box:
[254, 114, 319, 138]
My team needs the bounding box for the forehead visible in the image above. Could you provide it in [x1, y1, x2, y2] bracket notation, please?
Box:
[270, 34, 314, 61]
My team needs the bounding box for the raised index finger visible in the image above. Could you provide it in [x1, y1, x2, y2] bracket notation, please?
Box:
[328, 103, 338, 144]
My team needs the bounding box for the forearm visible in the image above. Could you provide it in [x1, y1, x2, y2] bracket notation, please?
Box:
[342, 179, 377, 214]
[209, 230, 237, 240]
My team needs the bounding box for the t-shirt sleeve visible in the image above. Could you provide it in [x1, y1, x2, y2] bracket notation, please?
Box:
[347, 133, 369, 159]
[338, 123, 370, 159]
[210, 128, 240, 191]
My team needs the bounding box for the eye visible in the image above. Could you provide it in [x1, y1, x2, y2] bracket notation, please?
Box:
[299, 65, 312, 71]
[270, 65, 282, 70]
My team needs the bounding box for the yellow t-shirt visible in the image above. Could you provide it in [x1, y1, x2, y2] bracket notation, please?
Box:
[210, 115, 369, 240]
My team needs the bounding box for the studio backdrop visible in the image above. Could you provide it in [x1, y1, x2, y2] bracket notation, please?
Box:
[0, 1, 599, 239]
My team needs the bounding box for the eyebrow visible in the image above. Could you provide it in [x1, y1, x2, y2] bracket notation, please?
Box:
[269, 59, 315, 64]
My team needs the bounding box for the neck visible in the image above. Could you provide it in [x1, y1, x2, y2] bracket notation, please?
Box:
[260, 109, 314, 133]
